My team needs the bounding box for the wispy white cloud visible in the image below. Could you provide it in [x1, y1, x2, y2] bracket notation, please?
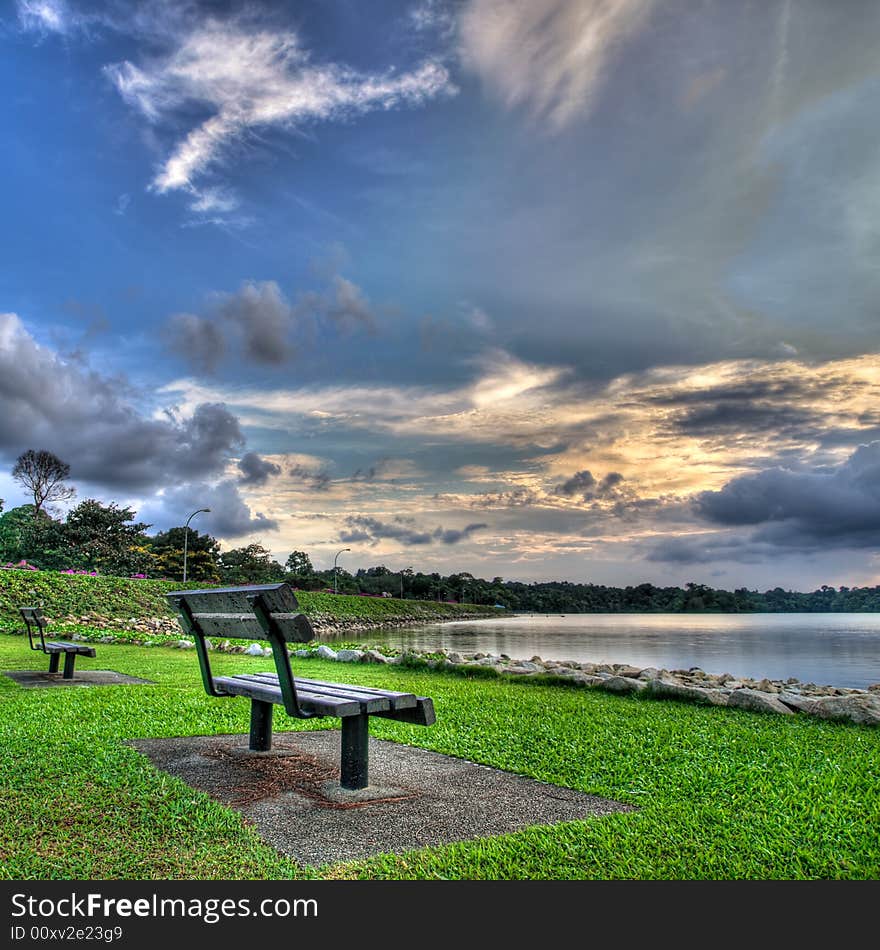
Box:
[16, 0, 70, 34]
[105, 18, 456, 196]
[459, 0, 655, 129]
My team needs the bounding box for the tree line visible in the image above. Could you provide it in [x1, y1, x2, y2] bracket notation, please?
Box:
[2, 449, 879, 611]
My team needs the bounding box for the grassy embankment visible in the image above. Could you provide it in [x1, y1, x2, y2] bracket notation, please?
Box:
[1, 570, 878, 879]
[0, 569, 496, 642]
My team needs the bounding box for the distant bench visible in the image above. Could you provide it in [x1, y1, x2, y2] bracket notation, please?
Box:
[20, 606, 96, 679]
[167, 583, 436, 790]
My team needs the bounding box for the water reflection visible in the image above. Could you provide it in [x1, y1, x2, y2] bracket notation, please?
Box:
[325, 612, 880, 689]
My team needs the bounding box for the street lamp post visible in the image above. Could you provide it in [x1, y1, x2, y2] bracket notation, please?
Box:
[182, 508, 211, 584]
[333, 547, 350, 595]
[400, 565, 412, 600]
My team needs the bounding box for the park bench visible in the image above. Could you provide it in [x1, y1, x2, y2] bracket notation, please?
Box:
[167, 583, 436, 790]
[20, 606, 96, 679]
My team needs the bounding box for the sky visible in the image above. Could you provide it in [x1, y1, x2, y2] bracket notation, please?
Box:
[2, 0, 880, 591]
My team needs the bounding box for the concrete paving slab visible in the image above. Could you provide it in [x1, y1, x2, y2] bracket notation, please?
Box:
[131, 731, 634, 868]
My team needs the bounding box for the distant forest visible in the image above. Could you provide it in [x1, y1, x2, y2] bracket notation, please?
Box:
[352, 571, 880, 614]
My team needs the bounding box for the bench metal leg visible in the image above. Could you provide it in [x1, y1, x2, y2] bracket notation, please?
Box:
[62, 653, 76, 679]
[341, 713, 369, 790]
[249, 700, 273, 751]
[48, 653, 60, 674]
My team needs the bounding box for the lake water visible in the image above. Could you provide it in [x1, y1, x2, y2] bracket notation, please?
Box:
[329, 613, 880, 690]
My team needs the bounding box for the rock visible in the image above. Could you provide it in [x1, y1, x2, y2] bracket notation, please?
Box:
[361, 649, 390, 664]
[869, 683, 880, 693]
[293, 649, 312, 658]
[445, 652, 464, 664]
[777, 692, 818, 714]
[647, 678, 728, 706]
[571, 673, 607, 687]
[601, 675, 648, 694]
[638, 667, 662, 680]
[316, 645, 338, 660]
[809, 693, 880, 726]
[244, 643, 266, 656]
[727, 689, 794, 716]
[512, 660, 542, 673]
[612, 664, 643, 678]
[336, 649, 364, 663]
[176, 639, 195, 649]
[506, 665, 540, 675]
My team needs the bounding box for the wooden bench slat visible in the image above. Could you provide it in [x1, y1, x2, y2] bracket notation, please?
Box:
[244, 672, 416, 711]
[213, 676, 363, 718]
[44, 642, 97, 656]
[231, 673, 392, 713]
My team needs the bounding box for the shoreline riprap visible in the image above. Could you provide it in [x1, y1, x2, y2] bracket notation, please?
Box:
[289, 644, 880, 727]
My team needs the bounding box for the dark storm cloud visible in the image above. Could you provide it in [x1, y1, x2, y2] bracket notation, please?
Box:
[554, 470, 624, 502]
[139, 478, 279, 537]
[648, 441, 880, 563]
[671, 403, 816, 438]
[340, 516, 486, 546]
[0, 314, 246, 491]
[238, 451, 281, 486]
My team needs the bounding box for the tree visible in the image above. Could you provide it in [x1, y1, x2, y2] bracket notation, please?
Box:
[285, 550, 314, 575]
[147, 527, 220, 582]
[12, 449, 76, 515]
[218, 543, 285, 585]
[63, 499, 152, 576]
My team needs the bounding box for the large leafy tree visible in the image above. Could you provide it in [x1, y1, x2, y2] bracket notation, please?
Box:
[218, 543, 285, 585]
[63, 499, 152, 576]
[11, 449, 76, 515]
[284, 550, 313, 575]
[147, 527, 220, 583]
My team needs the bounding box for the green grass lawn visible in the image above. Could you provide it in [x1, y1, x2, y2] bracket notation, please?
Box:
[1, 634, 878, 880]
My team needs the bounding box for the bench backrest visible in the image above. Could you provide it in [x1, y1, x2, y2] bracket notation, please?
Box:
[166, 583, 314, 643]
[167, 583, 316, 718]
[19, 606, 47, 652]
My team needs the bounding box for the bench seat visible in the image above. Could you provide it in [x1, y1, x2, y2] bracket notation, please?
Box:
[214, 672, 435, 723]
[43, 641, 97, 657]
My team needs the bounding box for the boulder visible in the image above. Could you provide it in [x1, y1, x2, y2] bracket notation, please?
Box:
[361, 649, 390, 664]
[777, 692, 818, 714]
[316, 644, 338, 660]
[336, 649, 364, 663]
[244, 643, 267, 656]
[647, 677, 728, 706]
[727, 689, 793, 716]
[808, 693, 880, 726]
[601, 675, 648, 694]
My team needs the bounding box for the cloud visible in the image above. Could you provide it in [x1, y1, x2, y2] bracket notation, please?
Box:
[0, 312, 245, 492]
[340, 515, 486, 546]
[163, 273, 377, 372]
[696, 441, 880, 548]
[105, 17, 455, 195]
[471, 487, 538, 509]
[139, 478, 278, 538]
[16, 0, 70, 34]
[214, 280, 293, 365]
[554, 469, 624, 502]
[459, 0, 654, 129]
[163, 312, 226, 373]
[237, 451, 281, 486]
[289, 463, 331, 492]
[296, 275, 376, 334]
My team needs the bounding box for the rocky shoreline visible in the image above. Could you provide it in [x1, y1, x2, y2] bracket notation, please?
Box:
[292, 644, 880, 727]
[49, 613, 880, 726]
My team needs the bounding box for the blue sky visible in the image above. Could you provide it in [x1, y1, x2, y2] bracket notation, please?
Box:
[3, 0, 880, 589]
